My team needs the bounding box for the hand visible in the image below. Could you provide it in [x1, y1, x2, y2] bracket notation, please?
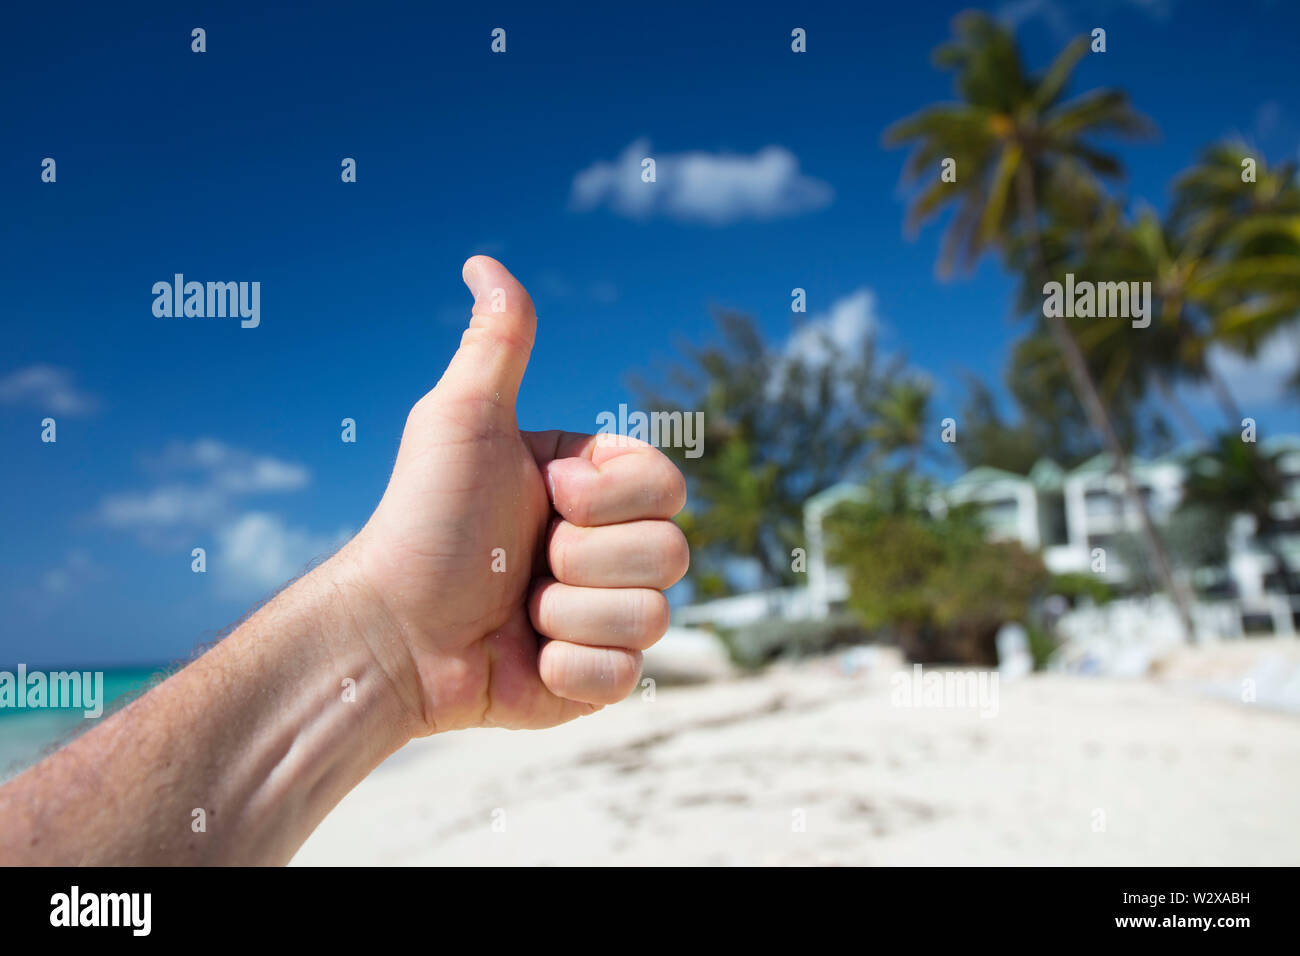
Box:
[0, 256, 688, 865]
[345, 257, 689, 734]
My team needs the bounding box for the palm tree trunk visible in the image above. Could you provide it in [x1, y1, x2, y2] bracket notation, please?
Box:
[1207, 365, 1244, 430]
[1015, 166, 1198, 642]
[1154, 370, 1209, 444]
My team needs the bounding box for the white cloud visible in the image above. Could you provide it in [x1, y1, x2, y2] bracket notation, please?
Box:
[0, 365, 97, 415]
[785, 289, 879, 367]
[768, 289, 895, 408]
[149, 439, 310, 493]
[99, 485, 229, 529]
[1203, 331, 1300, 407]
[571, 139, 833, 224]
[771, 288, 934, 407]
[96, 439, 345, 598]
[99, 439, 310, 531]
[215, 512, 351, 596]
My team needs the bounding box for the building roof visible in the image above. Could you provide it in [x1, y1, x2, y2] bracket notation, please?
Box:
[949, 465, 1027, 488]
[1028, 458, 1065, 490]
[948, 458, 1066, 492]
[1071, 451, 1169, 475]
[803, 481, 870, 516]
[804, 434, 1298, 521]
[1068, 452, 1119, 475]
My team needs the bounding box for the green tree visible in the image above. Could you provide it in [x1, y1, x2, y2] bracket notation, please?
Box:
[1172, 145, 1300, 392]
[954, 328, 1163, 475]
[868, 379, 932, 470]
[1059, 144, 1300, 434]
[635, 310, 926, 591]
[884, 12, 1196, 639]
[1171, 140, 1300, 256]
[1060, 183, 1300, 433]
[827, 481, 1048, 664]
[1180, 435, 1298, 596]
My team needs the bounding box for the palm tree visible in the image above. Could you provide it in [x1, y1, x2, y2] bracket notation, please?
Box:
[1182, 435, 1298, 597]
[1170, 140, 1300, 253]
[868, 379, 932, 471]
[635, 310, 914, 589]
[1061, 206, 1235, 433]
[883, 12, 1197, 639]
[1174, 143, 1300, 402]
[1171, 143, 1300, 404]
[1005, 145, 1298, 447]
[1037, 143, 1300, 437]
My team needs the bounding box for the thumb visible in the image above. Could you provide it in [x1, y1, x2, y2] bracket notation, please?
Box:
[438, 256, 537, 409]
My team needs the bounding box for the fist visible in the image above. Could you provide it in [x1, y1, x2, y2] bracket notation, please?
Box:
[347, 257, 688, 734]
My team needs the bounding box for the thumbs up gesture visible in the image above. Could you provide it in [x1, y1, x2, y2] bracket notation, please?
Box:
[346, 257, 689, 734]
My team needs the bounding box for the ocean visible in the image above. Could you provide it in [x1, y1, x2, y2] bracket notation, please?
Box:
[0, 666, 171, 782]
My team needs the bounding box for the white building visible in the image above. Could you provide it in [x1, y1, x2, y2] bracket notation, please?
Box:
[940, 451, 1186, 582]
[681, 436, 1300, 641]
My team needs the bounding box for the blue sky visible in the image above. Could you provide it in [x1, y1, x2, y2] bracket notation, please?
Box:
[1, 0, 1297, 665]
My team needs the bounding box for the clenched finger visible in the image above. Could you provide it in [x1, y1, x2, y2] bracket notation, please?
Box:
[544, 445, 686, 526]
[529, 578, 670, 650]
[547, 519, 689, 589]
[537, 641, 643, 705]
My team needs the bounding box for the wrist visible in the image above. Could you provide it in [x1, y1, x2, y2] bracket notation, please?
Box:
[318, 540, 432, 741]
[206, 548, 428, 862]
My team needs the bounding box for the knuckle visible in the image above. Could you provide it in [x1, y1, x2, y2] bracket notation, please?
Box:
[607, 649, 643, 697]
[634, 590, 670, 647]
[564, 489, 594, 527]
[661, 524, 691, 585]
[661, 461, 687, 516]
[644, 522, 689, 587]
[548, 525, 572, 584]
[529, 579, 557, 636]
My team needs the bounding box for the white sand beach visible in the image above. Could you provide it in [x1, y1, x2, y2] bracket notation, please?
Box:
[295, 640, 1300, 866]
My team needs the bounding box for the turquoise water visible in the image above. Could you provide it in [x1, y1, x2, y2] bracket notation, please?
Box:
[0, 666, 171, 781]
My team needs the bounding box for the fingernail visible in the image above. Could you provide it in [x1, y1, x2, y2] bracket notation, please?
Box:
[463, 259, 486, 304]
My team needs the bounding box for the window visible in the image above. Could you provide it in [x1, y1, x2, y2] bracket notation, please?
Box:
[1039, 494, 1067, 546]
[1084, 489, 1117, 518]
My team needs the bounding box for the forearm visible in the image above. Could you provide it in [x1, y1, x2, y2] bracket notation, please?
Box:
[0, 545, 423, 865]
[0, 256, 686, 865]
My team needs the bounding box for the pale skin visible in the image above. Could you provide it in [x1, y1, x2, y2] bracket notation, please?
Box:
[0, 257, 689, 865]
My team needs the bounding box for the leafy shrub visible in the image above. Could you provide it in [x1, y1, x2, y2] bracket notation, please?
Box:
[1025, 623, 1058, 671]
[826, 482, 1048, 665]
[1048, 572, 1116, 605]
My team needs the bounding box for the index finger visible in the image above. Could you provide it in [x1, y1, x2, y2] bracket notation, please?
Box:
[522, 430, 687, 526]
